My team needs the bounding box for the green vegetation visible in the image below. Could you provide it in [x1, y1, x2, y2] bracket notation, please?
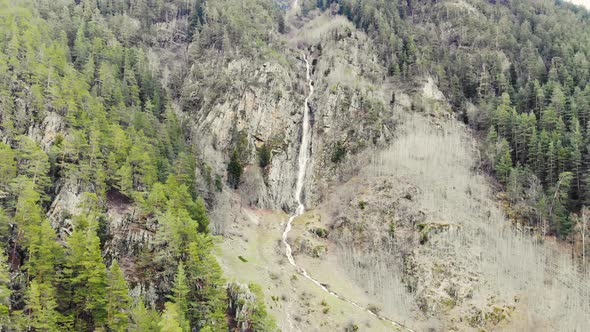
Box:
[331, 140, 347, 163]
[0, 0, 276, 330]
[247, 283, 278, 331]
[358, 200, 366, 210]
[345, 322, 360, 332]
[307, 0, 590, 239]
[227, 149, 243, 189]
[310, 227, 329, 238]
[388, 222, 397, 239]
[4, 0, 590, 328]
[320, 299, 330, 314]
[227, 283, 279, 332]
[258, 143, 272, 169]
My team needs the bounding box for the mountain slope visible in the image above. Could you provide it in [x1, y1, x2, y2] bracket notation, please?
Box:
[2, 0, 590, 331]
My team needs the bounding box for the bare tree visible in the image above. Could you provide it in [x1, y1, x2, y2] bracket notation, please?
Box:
[576, 207, 588, 270]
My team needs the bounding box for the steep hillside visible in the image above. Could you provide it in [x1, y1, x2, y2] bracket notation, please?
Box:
[0, 0, 277, 331]
[2, 0, 590, 331]
[211, 5, 590, 331]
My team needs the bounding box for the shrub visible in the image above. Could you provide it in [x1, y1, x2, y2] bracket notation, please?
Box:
[310, 227, 329, 238]
[388, 222, 396, 238]
[258, 143, 271, 168]
[331, 141, 347, 163]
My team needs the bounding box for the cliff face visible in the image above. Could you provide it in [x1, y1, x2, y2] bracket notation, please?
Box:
[175, 13, 399, 220]
[185, 55, 306, 212]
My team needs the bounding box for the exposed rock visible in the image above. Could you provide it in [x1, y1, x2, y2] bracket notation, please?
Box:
[183, 54, 306, 215]
[47, 179, 81, 239]
[227, 282, 276, 331]
[28, 111, 64, 152]
[422, 77, 446, 101]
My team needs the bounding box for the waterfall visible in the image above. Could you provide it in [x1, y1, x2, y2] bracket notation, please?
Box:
[280, 53, 413, 331]
[281, 54, 313, 269]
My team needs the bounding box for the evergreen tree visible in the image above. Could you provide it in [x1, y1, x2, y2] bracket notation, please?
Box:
[107, 260, 131, 332]
[194, 197, 210, 233]
[496, 139, 513, 184]
[130, 299, 160, 332]
[15, 136, 51, 195]
[26, 219, 63, 284]
[0, 143, 16, 191]
[0, 250, 11, 327]
[170, 262, 190, 332]
[158, 302, 183, 332]
[494, 93, 513, 138]
[12, 181, 44, 247]
[227, 149, 243, 189]
[65, 218, 108, 330]
[185, 239, 227, 330]
[547, 141, 556, 185]
[25, 280, 59, 331]
[549, 172, 574, 236]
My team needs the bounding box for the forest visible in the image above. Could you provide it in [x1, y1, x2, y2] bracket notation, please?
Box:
[301, 0, 590, 246]
[0, 0, 276, 331]
[2, 0, 590, 330]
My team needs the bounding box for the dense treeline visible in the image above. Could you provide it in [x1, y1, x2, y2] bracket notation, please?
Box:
[305, 0, 590, 241]
[0, 0, 277, 331]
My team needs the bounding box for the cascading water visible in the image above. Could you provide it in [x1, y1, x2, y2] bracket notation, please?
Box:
[281, 54, 413, 331]
[281, 54, 313, 270]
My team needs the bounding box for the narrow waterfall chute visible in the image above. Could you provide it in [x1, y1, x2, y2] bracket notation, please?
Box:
[280, 54, 414, 331]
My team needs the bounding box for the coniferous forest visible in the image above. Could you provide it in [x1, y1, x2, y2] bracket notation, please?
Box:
[0, 0, 277, 331]
[2, 0, 590, 330]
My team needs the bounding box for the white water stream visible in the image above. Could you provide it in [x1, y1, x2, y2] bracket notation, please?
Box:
[281, 54, 413, 331]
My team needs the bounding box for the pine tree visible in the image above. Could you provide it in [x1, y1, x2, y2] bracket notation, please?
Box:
[533, 80, 545, 117]
[569, 117, 583, 194]
[81, 52, 95, 82]
[550, 85, 566, 116]
[173, 152, 197, 197]
[0, 142, 16, 191]
[107, 260, 131, 332]
[549, 172, 574, 237]
[26, 280, 59, 331]
[169, 262, 190, 332]
[547, 141, 556, 185]
[158, 302, 183, 332]
[541, 107, 560, 132]
[15, 136, 50, 195]
[528, 130, 541, 179]
[227, 149, 242, 189]
[495, 92, 513, 138]
[577, 85, 590, 128]
[185, 239, 227, 330]
[73, 24, 88, 68]
[115, 162, 134, 197]
[12, 181, 44, 247]
[496, 139, 513, 184]
[130, 299, 160, 332]
[26, 219, 63, 284]
[194, 197, 210, 233]
[0, 249, 11, 327]
[66, 219, 108, 330]
[483, 126, 498, 168]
